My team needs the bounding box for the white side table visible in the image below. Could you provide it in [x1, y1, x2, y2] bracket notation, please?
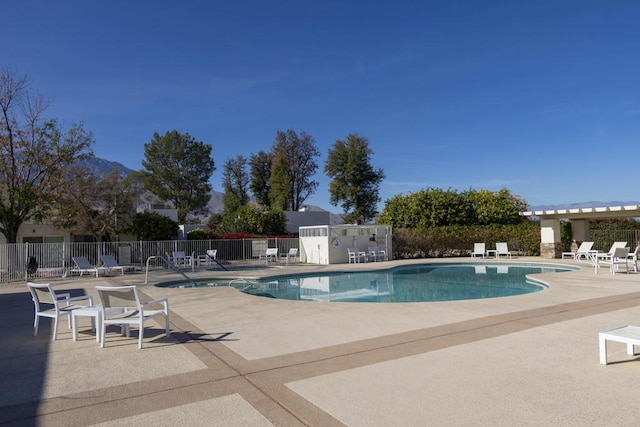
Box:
[72, 306, 102, 343]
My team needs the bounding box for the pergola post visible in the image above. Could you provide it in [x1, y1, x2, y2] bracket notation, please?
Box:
[570, 219, 590, 251]
[540, 218, 562, 259]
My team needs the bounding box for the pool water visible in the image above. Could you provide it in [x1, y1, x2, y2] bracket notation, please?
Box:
[242, 263, 576, 302]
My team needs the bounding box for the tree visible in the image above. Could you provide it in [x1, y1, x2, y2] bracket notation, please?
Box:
[269, 150, 293, 211]
[268, 129, 320, 211]
[140, 130, 215, 224]
[377, 188, 527, 229]
[220, 204, 286, 235]
[52, 167, 142, 241]
[0, 68, 94, 243]
[222, 155, 250, 217]
[325, 133, 385, 224]
[125, 211, 178, 241]
[468, 188, 527, 225]
[249, 150, 272, 207]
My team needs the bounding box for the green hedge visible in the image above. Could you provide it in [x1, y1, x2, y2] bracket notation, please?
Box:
[392, 222, 540, 259]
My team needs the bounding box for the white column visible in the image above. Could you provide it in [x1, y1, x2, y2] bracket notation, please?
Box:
[540, 218, 561, 258]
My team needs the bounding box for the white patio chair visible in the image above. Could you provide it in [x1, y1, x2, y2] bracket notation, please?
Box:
[281, 248, 299, 265]
[594, 241, 627, 270]
[27, 282, 93, 340]
[206, 249, 218, 264]
[368, 246, 386, 261]
[348, 247, 367, 263]
[172, 251, 192, 268]
[471, 243, 486, 258]
[598, 246, 630, 275]
[627, 245, 640, 273]
[95, 285, 170, 349]
[262, 248, 278, 264]
[495, 242, 512, 258]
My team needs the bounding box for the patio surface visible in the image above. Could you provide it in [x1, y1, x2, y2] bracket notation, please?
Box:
[2, 257, 640, 426]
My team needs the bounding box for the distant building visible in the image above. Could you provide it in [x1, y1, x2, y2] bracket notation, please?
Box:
[285, 210, 332, 234]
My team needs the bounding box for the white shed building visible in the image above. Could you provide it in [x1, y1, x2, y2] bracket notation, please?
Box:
[298, 224, 392, 264]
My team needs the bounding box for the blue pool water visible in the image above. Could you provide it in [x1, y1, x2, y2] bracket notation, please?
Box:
[158, 263, 577, 303]
[248, 263, 576, 302]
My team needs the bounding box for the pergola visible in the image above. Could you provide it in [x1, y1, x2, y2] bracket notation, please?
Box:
[520, 204, 640, 259]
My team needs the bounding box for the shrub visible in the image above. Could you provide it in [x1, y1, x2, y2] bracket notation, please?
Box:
[393, 222, 540, 258]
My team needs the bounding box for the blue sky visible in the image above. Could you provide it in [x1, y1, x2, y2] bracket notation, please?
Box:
[4, 1, 640, 213]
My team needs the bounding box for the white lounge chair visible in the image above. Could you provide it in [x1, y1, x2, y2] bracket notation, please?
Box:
[495, 242, 512, 258]
[100, 255, 136, 274]
[67, 256, 100, 277]
[471, 243, 486, 258]
[562, 241, 594, 260]
[281, 248, 299, 265]
[95, 285, 170, 349]
[27, 282, 93, 340]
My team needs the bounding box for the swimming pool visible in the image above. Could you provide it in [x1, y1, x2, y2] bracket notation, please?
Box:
[157, 262, 577, 302]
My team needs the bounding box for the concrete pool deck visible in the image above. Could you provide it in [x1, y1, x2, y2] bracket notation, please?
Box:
[2, 257, 640, 426]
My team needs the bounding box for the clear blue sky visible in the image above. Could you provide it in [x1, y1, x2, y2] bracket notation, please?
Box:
[4, 0, 640, 212]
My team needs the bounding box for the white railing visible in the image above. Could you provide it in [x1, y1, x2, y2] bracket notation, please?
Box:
[0, 238, 300, 283]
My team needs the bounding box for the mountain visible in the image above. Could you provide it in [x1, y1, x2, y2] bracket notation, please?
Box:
[76, 157, 134, 177]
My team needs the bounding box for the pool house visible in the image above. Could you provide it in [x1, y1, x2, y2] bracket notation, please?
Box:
[298, 224, 392, 265]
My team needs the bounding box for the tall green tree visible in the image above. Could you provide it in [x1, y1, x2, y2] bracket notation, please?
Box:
[140, 130, 215, 224]
[269, 150, 293, 211]
[268, 129, 320, 211]
[325, 134, 385, 224]
[249, 150, 272, 207]
[222, 155, 249, 217]
[0, 68, 94, 243]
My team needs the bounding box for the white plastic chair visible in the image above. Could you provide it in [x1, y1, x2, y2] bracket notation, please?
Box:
[368, 246, 387, 261]
[172, 251, 192, 268]
[263, 248, 278, 264]
[495, 242, 512, 258]
[348, 247, 366, 263]
[627, 245, 640, 273]
[27, 282, 93, 340]
[96, 285, 170, 349]
[281, 248, 299, 265]
[471, 243, 486, 258]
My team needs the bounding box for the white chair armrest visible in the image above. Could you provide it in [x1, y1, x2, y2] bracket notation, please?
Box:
[69, 295, 93, 305]
[55, 292, 71, 301]
[142, 297, 169, 311]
